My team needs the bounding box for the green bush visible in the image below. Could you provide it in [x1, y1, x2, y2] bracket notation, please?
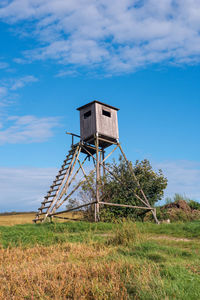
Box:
[188, 200, 200, 210]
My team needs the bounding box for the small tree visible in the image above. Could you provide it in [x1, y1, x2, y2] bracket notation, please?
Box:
[66, 198, 80, 210]
[81, 157, 168, 221]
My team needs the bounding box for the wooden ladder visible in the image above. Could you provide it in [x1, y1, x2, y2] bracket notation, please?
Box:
[33, 143, 81, 223]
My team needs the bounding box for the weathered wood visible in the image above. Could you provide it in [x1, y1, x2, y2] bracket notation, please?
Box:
[66, 132, 81, 138]
[34, 101, 159, 224]
[55, 167, 96, 210]
[118, 143, 149, 205]
[118, 143, 159, 224]
[78, 159, 96, 198]
[45, 145, 81, 218]
[102, 149, 106, 180]
[58, 146, 81, 201]
[53, 216, 82, 221]
[50, 201, 97, 216]
[98, 136, 118, 145]
[99, 202, 153, 210]
[34, 144, 80, 222]
[77, 101, 119, 145]
[95, 135, 100, 222]
[102, 145, 119, 163]
[81, 145, 148, 207]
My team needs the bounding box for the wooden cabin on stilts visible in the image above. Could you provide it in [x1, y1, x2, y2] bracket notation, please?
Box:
[33, 101, 159, 224]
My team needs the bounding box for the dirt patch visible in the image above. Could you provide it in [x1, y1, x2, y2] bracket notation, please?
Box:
[94, 233, 113, 237]
[150, 235, 192, 242]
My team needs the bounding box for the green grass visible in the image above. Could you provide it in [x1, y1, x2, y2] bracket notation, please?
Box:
[0, 220, 200, 248]
[0, 221, 114, 248]
[139, 220, 200, 238]
[0, 220, 200, 299]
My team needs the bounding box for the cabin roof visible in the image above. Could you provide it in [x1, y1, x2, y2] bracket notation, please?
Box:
[77, 100, 119, 111]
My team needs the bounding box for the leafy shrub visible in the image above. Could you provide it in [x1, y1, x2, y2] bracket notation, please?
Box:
[81, 157, 167, 221]
[188, 200, 200, 210]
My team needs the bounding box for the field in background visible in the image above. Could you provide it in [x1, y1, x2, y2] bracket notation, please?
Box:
[0, 219, 200, 299]
[0, 212, 83, 226]
[0, 213, 35, 226]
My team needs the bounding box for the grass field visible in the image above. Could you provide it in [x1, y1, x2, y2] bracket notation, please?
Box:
[0, 217, 200, 299]
[0, 211, 82, 226]
[0, 213, 36, 226]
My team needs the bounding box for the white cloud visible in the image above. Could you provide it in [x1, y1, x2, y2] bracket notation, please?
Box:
[0, 86, 7, 98]
[0, 167, 58, 212]
[0, 61, 8, 69]
[0, 115, 60, 145]
[55, 69, 79, 78]
[0, 86, 8, 107]
[10, 75, 38, 90]
[0, 75, 38, 107]
[0, 160, 199, 212]
[1, 0, 200, 74]
[155, 160, 200, 202]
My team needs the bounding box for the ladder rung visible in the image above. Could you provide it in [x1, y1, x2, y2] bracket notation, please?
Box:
[49, 193, 57, 196]
[54, 179, 63, 183]
[55, 175, 64, 179]
[41, 200, 52, 204]
[63, 160, 71, 164]
[39, 206, 51, 210]
[51, 188, 59, 193]
[33, 147, 78, 223]
[59, 171, 66, 175]
[65, 157, 72, 161]
[33, 218, 44, 222]
[60, 168, 67, 172]
[45, 194, 56, 198]
[37, 212, 48, 215]
[56, 173, 65, 177]
[62, 167, 69, 171]
[56, 176, 65, 180]
[51, 183, 60, 187]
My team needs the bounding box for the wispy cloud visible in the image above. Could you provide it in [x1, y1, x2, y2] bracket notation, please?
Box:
[154, 160, 200, 202]
[10, 75, 38, 90]
[0, 167, 57, 212]
[0, 86, 7, 98]
[0, 75, 38, 106]
[55, 69, 79, 78]
[1, 159, 199, 212]
[0, 86, 8, 107]
[0, 61, 8, 69]
[1, 1, 200, 74]
[0, 115, 60, 145]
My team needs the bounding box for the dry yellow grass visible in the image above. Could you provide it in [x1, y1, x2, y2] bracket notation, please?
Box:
[0, 213, 35, 226]
[1, 220, 199, 299]
[0, 212, 83, 226]
[0, 240, 167, 299]
[0, 242, 128, 300]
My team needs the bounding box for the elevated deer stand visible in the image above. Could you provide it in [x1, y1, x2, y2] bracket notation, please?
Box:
[33, 101, 159, 224]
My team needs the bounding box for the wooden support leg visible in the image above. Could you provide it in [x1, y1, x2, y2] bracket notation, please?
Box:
[152, 208, 160, 224]
[118, 143, 160, 225]
[95, 134, 100, 222]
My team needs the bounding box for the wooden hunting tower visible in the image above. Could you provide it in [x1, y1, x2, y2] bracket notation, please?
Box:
[77, 101, 119, 147]
[34, 100, 159, 224]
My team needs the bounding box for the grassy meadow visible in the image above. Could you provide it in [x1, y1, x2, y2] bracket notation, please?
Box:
[0, 213, 35, 226]
[0, 215, 200, 299]
[0, 212, 82, 226]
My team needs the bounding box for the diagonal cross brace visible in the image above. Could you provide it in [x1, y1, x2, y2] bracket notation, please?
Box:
[81, 144, 159, 224]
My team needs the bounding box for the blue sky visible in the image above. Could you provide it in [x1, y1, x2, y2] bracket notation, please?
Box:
[0, 0, 200, 212]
